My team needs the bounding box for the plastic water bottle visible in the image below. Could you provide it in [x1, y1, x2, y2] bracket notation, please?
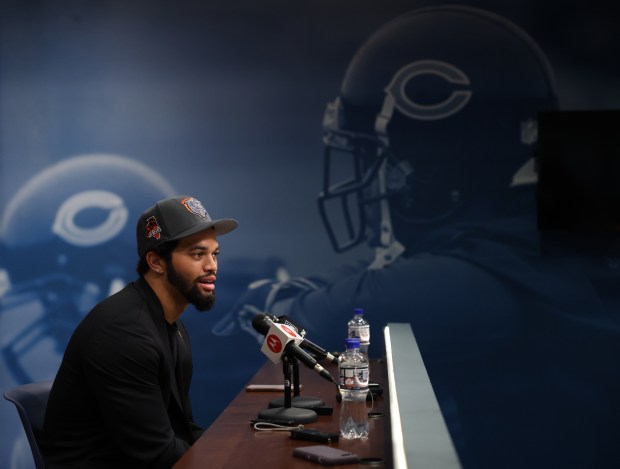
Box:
[338, 338, 369, 439]
[347, 308, 370, 359]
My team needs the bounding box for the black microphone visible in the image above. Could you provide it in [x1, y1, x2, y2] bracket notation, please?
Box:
[269, 315, 339, 364]
[252, 314, 337, 384]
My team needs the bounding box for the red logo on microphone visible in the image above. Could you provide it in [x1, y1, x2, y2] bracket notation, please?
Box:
[266, 334, 283, 353]
[280, 325, 299, 337]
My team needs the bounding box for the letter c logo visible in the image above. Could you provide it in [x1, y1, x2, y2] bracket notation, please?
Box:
[385, 60, 472, 121]
[52, 190, 129, 246]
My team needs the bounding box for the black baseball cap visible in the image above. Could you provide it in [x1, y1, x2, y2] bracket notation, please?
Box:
[136, 195, 238, 258]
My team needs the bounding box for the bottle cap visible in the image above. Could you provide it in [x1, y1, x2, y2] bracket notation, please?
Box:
[345, 338, 361, 349]
[353, 308, 364, 315]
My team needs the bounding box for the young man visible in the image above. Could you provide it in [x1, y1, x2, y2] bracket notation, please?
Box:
[40, 195, 237, 469]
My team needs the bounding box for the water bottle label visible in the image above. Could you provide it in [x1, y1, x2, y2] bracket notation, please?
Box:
[348, 325, 370, 343]
[339, 367, 369, 390]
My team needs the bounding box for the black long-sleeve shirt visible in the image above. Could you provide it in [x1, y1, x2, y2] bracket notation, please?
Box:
[40, 276, 204, 469]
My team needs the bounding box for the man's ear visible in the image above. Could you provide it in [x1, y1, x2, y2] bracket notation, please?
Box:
[146, 251, 164, 274]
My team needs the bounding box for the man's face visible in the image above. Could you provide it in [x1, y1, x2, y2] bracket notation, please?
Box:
[165, 229, 219, 312]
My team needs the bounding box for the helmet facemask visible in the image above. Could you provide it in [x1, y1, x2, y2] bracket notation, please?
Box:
[317, 6, 558, 268]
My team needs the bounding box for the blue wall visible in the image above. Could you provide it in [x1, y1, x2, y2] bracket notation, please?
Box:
[1, 1, 618, 468]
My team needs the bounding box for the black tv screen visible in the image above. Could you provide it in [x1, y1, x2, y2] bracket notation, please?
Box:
[536, 110, 620, 234]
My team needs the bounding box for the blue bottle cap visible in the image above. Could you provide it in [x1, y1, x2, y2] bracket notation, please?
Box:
[354, 308, 364, 315]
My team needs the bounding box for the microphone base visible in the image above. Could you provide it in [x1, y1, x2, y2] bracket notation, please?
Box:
[268, 396, 333, 415]
[258, 406, 318, 424]
[268, 396, 324, 409]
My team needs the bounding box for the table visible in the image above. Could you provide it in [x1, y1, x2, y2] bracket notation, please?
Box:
[173, 358, 390, 468]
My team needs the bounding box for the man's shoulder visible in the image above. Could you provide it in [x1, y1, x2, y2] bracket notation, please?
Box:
[95, 277, 157, 311]
[78, 279, 160, 336]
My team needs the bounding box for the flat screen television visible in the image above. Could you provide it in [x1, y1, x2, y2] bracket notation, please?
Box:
[536, 109, 620, 254]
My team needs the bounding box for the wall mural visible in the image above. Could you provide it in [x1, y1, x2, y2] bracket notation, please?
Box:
[1, 1, 618, 468]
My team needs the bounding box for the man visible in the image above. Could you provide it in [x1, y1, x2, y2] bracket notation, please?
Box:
[40, 195, 237, 469]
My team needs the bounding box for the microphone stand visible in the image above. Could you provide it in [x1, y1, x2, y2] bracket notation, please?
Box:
[257, 352, 318, 424]
[267, 357, 329, 413]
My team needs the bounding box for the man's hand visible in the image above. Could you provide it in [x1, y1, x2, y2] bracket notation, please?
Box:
[211, 275, 321, 342]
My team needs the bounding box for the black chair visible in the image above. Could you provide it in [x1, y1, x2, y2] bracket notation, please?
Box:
[4, 380, 53, 469]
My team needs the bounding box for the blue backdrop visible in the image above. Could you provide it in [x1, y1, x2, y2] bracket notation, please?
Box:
[1, 1, 618, 468]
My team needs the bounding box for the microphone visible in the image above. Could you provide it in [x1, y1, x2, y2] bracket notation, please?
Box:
[252, 314, 336, 384]
[269, 315, 339, 364]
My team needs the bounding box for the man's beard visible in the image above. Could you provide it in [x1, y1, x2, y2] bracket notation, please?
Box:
[166, 262, 215, 312]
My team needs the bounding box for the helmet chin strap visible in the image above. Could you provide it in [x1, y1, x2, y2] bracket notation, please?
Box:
[368, 160, 405, 270]
[368, 93, 406, 270]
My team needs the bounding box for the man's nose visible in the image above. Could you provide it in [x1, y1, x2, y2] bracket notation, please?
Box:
[204, 254, 217, 271]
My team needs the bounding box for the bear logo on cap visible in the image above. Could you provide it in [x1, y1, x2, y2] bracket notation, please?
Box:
[181, 197, 207, 219]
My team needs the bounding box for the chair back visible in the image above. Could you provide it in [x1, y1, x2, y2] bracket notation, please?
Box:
[4, 380, 54, 469]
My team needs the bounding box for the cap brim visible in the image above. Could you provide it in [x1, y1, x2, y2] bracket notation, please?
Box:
[169, 218, 238, 242]
[212, 219, 238, 236]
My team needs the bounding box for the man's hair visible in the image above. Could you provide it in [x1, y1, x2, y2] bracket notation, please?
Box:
[135, 239, 180, 276]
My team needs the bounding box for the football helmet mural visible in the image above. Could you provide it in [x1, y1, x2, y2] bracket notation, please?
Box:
[318, 5, 558, 268]
[0, 154, 175, 383]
